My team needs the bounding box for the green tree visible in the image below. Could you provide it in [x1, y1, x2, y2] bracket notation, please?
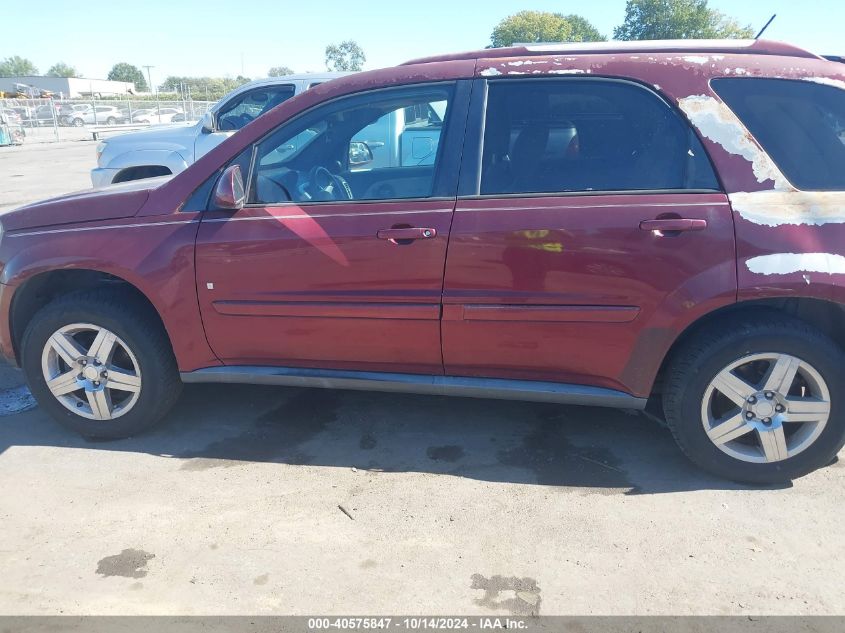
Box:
[613, 0, 754, 40]
[106, 63, 149, 91]
[0, 55, 38, 77]
[268, 66, 294, 77]
[325, 41, 366, 71]
[561, 14, 606, 42]
[46, 62, 79, 78]
[490, 11, 605, 47]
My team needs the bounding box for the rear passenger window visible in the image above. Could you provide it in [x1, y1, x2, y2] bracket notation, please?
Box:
[712, 78, 845, 191]
[480, 79, 719, 195]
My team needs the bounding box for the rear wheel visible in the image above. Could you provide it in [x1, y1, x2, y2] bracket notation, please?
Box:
[106, 116, 116, 125]
[72, 118, 84, 127]
[21, 289, 182, 438]
[664, 314, 845, 483]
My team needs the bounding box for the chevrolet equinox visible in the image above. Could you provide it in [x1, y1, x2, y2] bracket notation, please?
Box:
[2, 39, 845, 483]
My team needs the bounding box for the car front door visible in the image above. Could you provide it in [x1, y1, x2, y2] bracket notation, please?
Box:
[195, 81, 469, 374]
[442, 77, 737, 397]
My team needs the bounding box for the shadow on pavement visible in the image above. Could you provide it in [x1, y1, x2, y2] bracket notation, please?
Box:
[0, 382, 790, 495]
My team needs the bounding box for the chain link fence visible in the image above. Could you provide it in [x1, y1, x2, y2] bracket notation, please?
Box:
[1, 97, 217, 143]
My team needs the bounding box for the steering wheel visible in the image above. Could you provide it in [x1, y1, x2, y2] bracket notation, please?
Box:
[304, 165, 353, 201]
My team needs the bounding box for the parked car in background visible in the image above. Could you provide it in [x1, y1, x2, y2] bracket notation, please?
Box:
[53, 103, 88, 125]
[30, 105, 59, 126]
[91, 73, 347, 186]
[169, 112, 195, 123]
[32, 104, 59, 126]
[60, 105, 126, 127]
[0, 109, 22, 125]
[10, 106, 34, 125]
[128, 108, 153, 122]
[8, 40, 845, 484]
[131, 107, 184, 124]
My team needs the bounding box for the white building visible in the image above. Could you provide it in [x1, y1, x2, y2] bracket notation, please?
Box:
[0, 76, 135, 99]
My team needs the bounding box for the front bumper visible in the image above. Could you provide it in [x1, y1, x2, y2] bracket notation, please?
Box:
[90, 167, 120, 189]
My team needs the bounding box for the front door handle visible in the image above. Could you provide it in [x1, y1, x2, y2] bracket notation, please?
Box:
[639, 218, 707, 233]
[377, 227, 437, 242]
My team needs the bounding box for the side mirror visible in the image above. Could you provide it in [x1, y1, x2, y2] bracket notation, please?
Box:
[213, 165, 245, 210]
[348, 141, 374, 167]
[200, 111, 215, 133]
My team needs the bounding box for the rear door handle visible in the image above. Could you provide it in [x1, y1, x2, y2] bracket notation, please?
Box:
[639, 219, 707, 232]
[377, 227, 437, 242]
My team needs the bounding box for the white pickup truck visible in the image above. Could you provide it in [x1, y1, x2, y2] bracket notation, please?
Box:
[91, 73, 347, 187]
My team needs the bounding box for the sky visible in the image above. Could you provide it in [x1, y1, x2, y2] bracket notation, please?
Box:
[3, 0, 843, 84]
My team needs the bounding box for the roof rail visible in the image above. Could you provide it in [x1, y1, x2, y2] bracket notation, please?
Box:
[402, 39, 821, 66]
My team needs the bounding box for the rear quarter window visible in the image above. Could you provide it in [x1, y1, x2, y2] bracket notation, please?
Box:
[712, 78, 845, 191]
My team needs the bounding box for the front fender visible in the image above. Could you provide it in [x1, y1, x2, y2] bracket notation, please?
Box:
[0, 214, 219, 371]
[104, 148, 190, 176]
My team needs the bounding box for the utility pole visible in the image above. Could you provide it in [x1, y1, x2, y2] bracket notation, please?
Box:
[142, 65, 154, 95]
[143, 65, 161, 123]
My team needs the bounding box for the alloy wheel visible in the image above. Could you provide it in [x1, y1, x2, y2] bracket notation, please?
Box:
[701, 353, 831, 463]
[41, 323, 142, 421]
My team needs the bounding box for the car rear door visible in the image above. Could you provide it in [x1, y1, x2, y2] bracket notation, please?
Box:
[194, 81, 470, 374]
[442, 77, 737, 397]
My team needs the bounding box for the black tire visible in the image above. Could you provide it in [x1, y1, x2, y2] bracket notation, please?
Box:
[663, 312, 845, 483]
[21, 288, 182, 439]
[72, 118, 84, 127]
[106, 116, 116, 125]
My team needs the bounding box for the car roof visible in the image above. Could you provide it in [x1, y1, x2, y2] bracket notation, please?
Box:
[233, 72, 352, 90]
[209, 72, 353, 113]
[403, 39, 821, 65]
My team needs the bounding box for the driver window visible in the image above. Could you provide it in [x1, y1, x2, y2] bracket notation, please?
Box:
[249, 84, 453, 205]
[216, 84, 296, 131]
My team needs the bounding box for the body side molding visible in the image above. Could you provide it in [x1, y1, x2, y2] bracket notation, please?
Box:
[180, 366, 647, 409]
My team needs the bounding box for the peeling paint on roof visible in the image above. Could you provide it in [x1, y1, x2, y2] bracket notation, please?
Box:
[683, 56, 711, 64]
[678, 94, 790, 190]
[802, 77, 845, 91]
[480, 68, 502, 77]
[746, 253, 845, 276]
[549, 69, 589, 75]
[729, 191, 845, 227]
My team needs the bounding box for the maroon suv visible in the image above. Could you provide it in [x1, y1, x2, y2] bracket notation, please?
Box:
[2, 39, 845, 483]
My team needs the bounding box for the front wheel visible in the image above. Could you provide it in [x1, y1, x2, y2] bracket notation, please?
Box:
[72, 118, 84, 127]
[21, 289, 182, 438]
[664, 314, 845, 483]
[106, 116, 116, 125]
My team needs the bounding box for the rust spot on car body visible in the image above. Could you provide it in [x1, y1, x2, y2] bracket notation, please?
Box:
[729, 190, 845, 227]
[677, 95, 789, 190]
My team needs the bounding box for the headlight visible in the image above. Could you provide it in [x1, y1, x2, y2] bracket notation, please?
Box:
[96, 141, 107, 164]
